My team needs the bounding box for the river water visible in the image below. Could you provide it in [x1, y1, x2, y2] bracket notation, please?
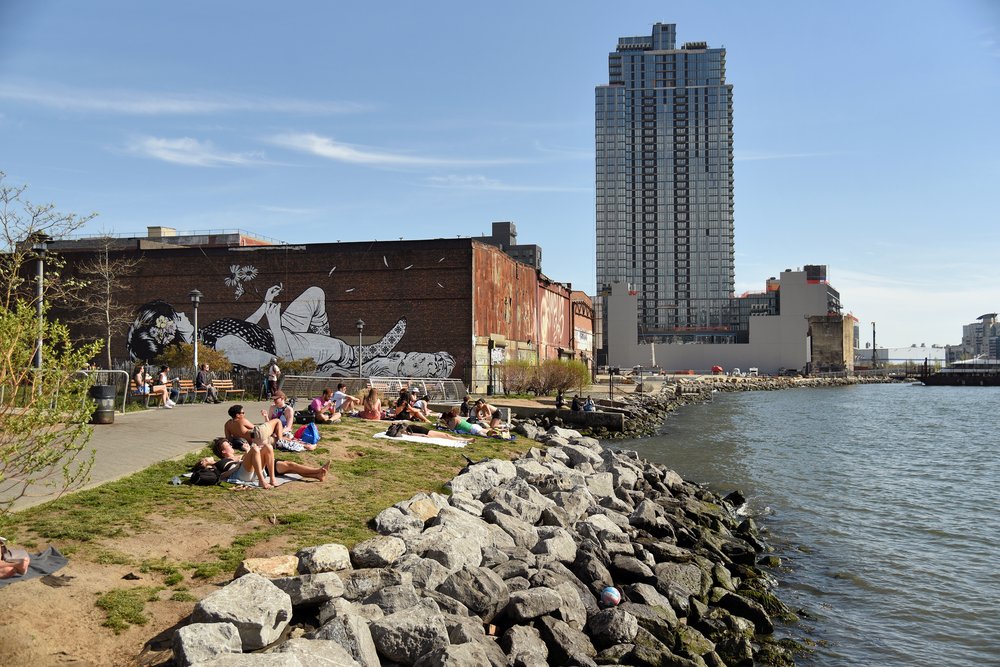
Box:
[622, 383, 1000, 666]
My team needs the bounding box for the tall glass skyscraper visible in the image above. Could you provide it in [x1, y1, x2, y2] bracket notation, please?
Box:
[596, 23, 735, 352]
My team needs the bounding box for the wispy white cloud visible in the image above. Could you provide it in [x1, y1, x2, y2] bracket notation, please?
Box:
[735, 150, 842, 162]
[268, 132, 522, 167]
[532, 140, 593, 160]
[0, 81, 365, 115]
[126, 136, 267, 167]
[425, 174, 589, 193]
[260, 205, 318, 215]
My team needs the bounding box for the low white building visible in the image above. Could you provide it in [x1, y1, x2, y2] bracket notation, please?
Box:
[606, 268, 848, 375]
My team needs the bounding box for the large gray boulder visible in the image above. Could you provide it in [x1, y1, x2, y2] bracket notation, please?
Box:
[351, 535, 407, 568]
[447, 459, 517, 500]
[535, 616, 598, 665]
[270, 572, 345, 607]
[191, 573, 292, 650]
[531, 526, 578, 564]
[307, 598, 380, 667]
[503, 587, 562, 621]
[436, 565, 510, 623]
[482, 506, 539, 550]
[271, 638, 362, 666]
[410, 525, 483, 572]
[297, 543, 352, 574]
[586, 608, 639, 648]
[374, 506, 425, 537]
[413, 643, 494, 667]
[654, 561, 709, 600]
[394, 554, 450, 591]
[172, 622, 241, 666]
[369, 607, 450, 665]
[364, 582, 422, 615]
[340, 568, 412, 602]
[500, 625, 549, 667]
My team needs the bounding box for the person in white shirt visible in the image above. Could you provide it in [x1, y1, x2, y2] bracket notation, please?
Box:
[266, 358, 281, 397]
[332, 382, 361, 413]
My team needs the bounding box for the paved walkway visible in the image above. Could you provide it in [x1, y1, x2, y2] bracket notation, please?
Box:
[5, 399, 271, 513]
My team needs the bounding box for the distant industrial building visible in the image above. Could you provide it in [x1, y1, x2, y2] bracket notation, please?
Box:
[946, 313, 999, 362]
[605, 266, 851, 374]
[48, 226, 590, 392]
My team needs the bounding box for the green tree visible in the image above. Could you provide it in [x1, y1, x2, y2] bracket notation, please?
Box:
[0, 301, 102, 517]
[155, 343, 233, 373]
[0, 171, 102, 519]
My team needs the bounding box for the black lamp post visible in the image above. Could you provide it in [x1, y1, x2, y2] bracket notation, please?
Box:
[189, 289, 203, 370]
[871, 321, 877, 370]
[32, 237, 48, 370]
[356, 319, 365, 378]
[487, 338, 495, 396]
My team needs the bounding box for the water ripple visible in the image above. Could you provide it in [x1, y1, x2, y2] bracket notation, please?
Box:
[627, 384, 1000, 667]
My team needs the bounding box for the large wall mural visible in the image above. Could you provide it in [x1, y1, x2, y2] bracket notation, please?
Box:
[126, 283, 456, 378]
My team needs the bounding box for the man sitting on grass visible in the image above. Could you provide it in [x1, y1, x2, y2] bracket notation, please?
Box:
[332, 383, 361, 414]
[196, 437, 328, 490]
[309, 388, 342, 423]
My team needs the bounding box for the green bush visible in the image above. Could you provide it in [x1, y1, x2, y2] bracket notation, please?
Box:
[156, 343, 232, 372]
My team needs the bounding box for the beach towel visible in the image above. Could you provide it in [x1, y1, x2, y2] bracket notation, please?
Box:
[226, 473, 304, 488]
[0, 546, 68, 589]
[374, 431, 467, 448]
[182, 472, 305, 488]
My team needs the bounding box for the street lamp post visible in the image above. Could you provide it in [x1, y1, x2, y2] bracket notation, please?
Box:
[871, 321, 877, 371]
[188, 290, 203, 370]
[32, 238, 48, 370]
[356, 319, 365, 379]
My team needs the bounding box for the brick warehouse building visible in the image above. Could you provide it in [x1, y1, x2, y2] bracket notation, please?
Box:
[48, 229, 593, 393]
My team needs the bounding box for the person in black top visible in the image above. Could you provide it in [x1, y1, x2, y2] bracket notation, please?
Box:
[571, 394, 582, 411]
[196, 363, 221, 403]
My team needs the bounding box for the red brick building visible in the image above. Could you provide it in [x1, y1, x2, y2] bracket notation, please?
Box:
[51, 229, 592, 392]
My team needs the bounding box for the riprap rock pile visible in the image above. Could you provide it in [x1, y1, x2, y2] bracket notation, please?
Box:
[174, 427, 795, 666]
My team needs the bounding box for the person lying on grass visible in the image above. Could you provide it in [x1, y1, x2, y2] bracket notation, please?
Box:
[440, 407, 488, 436]
[195, 437, 328, 490]
[385, 422, 472, 444]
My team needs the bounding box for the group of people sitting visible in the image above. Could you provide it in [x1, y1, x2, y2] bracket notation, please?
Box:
[133, 362, 224, 408]
[192, 398, 331, 489]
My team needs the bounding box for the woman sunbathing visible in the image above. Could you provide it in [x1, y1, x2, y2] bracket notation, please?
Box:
[386, 423, 471, 443]
[196, 437, 328, 490]
[441, 407, 488, 436]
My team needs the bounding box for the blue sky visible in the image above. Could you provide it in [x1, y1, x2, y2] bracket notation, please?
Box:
[1, 0, 997, 347]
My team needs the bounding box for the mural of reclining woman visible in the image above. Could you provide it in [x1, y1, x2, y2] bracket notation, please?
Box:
[127, 284, 453, 378]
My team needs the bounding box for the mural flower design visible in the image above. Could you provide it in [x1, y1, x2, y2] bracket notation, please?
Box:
[151, 315, 177, 345]
[224, 264, 259, 299]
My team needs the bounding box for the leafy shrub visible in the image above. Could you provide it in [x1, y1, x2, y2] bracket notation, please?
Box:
[155, 343, 232, 372]
[499, 358, 592, 395]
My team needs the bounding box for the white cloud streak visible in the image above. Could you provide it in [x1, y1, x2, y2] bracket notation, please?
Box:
[425, 174, 589, 193]
[268, 132, 523, 167]
[734, 150, 841, 162]
[0, 82, 365, 115]
[126, 136, 267, 167]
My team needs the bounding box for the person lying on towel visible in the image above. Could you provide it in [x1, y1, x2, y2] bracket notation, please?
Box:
[195, 437, 328, 490]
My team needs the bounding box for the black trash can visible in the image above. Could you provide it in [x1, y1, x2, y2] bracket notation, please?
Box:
[89, 384, 116, 425]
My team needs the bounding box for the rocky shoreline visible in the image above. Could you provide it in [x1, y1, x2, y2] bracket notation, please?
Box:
[172, 423, 801, 666]
[519, 375, 901, 440]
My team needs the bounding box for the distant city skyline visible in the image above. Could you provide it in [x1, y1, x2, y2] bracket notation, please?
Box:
[0, 1, 997, 347]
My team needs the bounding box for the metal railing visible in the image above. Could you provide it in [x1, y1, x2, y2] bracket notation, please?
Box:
[75, 370, 131, 414]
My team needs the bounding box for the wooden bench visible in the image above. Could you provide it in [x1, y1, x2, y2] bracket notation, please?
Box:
[214, 379, 244, 400]
[129, 381, 152, 407]
[176, 379, 207, 404]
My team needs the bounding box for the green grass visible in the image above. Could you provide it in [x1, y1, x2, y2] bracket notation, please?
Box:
[3, 418, 533, 584]
[95, 586, 164, 633]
